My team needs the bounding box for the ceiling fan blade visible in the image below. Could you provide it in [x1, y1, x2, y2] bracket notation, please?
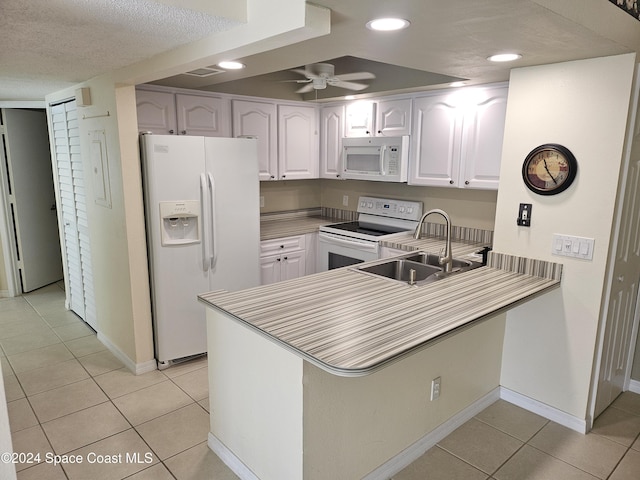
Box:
[329, 80, 369, 91]
[334, 72, 376, 82]
[291, 68, 309, 77]
[296, 83, 316, 93]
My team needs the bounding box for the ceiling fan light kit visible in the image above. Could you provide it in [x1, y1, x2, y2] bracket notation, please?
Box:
[289, 62, 376, 94]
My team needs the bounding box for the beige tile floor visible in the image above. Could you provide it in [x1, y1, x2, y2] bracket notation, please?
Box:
[2, 283, 640, 479]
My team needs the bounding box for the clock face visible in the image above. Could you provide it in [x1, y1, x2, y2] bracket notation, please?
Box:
[522, 144, 577, 195]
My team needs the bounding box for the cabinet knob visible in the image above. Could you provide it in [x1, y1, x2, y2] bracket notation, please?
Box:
[280, 245, 284, 248]
[449, 180, 454, 185]
[277, 258, 281, 262]
[270, 175, 275, 179]
[283, 256, 288, 260]
[465, 180, 470, 185]
[169, 129, 174, 134]
[282, 175, 286, 179]
[181, 130, 187, 135]
[377, 130, 382, 134]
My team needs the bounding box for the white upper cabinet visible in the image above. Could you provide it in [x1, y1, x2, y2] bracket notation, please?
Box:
[345, 100, 375, 137]
[319, 105, 345, 179]
[375, 98, 412, 136]
[345, 98, 411, 137]
[136, 89, 231, 137]
[136, 90, 177, 135]
[278, 104, 318, 180]
[175, 94, 230, 137]
[409, 85, 507, 189]
[232, 99, 278, 181]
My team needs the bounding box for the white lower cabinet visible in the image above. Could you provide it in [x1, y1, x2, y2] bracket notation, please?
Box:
[260, 235, 307, 285]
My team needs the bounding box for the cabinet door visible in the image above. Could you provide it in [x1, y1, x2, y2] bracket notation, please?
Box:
[260, 254, 282, 285]
[278, 105, 318, 180]
[409, 94, 460, 187]
[280, 250, 306, 281]
[176, 94, 231, 137]
[320, 105, 344, 179]
[345, 101, 375, 137]
[136, 90, 177, 135]
[233, 100, 277, 181]
[459, 87, 508, 190]
[376, 98, 411, 136]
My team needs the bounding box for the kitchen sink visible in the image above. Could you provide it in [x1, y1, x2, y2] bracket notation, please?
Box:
[404, 252, 477, 270]
[358, 259, 441, 284]
[352, 251, 482, 286]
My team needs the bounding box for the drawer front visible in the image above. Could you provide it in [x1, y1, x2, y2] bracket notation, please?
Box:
[260, 235, 306, 255]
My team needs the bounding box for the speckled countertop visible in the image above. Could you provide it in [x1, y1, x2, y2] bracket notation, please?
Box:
[199, 249, 562, 377]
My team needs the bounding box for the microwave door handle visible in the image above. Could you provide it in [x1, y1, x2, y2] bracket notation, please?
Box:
[379, 145, 387, 175]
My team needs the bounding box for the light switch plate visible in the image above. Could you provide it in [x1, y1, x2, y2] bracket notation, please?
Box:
[552, 234, 594, 260]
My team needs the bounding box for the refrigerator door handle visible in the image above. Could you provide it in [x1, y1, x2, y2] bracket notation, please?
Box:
[207, 172, 218, 269]
[199, 173, 210, 272]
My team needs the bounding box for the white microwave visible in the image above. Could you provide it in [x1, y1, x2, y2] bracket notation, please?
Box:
[342, 136, 409, 182]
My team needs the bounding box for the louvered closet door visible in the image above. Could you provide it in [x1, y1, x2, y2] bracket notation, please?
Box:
[51, 101, 97, 329]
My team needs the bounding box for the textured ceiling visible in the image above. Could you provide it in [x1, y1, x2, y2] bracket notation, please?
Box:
[2, 0, 640, 103]
[0, 0, 240, 101]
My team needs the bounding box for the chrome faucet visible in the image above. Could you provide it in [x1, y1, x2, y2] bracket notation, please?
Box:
[413, 209, 453, 273]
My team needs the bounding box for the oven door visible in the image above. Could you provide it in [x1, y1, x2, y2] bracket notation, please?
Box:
[318, 231, 379, 272]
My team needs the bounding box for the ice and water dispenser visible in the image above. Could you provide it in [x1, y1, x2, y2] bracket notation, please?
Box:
[159, 201, 200, 246]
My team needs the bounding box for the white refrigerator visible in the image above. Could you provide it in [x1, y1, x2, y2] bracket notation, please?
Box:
[140, 134, 260, 367]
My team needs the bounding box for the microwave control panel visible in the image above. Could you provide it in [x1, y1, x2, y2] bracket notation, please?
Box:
[356, 196, 423, 221]
[386, 146, 400, 174]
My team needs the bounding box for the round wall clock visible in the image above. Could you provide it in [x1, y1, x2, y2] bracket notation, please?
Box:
[522, 143, 578, 195]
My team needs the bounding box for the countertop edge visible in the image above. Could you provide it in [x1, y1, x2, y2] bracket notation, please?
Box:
[199, 251, 562, 377]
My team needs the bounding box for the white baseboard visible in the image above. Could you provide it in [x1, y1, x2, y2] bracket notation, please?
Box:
[0, 290, 9, 299]
[499, 387, 587, 434]
[629, 379, 640, 394]
[362, 387, 501, 480]
[208, 433, 259, 480]
[97, 332, 157, 375]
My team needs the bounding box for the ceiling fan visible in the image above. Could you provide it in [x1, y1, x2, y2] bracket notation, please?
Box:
[287, 63, 375, 93]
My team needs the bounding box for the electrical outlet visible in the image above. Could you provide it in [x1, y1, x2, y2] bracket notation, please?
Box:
[430, 376, 441, 401]
[343, 195, 349, 207]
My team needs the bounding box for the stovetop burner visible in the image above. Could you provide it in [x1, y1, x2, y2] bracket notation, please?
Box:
[324, 221, 407, 237]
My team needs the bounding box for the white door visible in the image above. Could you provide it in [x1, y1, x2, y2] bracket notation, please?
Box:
[278, 104, 318, 180]
[136, 90, 177, 135]
[409, 94, 460, 187]
[593, 71, 640, 418]
[50, 101, 97, 329]
[176, 94, 230, 137]
[375, 98, 412, 136]
[320, 105, 344, 179]
[232, 100, 277, 181]
[459, 86, 508, 190]
[1, 109, 63, 292]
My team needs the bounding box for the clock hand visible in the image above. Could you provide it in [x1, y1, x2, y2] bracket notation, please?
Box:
[543, 159, 558, 184]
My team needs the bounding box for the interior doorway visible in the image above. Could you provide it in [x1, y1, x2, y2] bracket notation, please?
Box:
[0, 108, 63, 295]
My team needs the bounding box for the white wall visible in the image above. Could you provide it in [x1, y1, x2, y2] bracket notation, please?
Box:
[494, 54, 636, 419]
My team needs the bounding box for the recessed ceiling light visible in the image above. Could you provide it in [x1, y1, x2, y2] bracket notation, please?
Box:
[344, 95, 356, 100]
[449, 81, 466, 87]
[366, 18, 410, 31]
[218, 61, 245, 70]
[487, 53, 522, 63]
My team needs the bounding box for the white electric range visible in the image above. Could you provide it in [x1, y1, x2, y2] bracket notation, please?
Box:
[318, 196, 423, 271]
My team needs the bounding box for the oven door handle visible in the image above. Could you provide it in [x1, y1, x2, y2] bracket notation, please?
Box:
[318, 232, 379, 253]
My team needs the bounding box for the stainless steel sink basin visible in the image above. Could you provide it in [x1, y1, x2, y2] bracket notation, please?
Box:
[404, 252, 477, 270]
[358, 259, 441, 284]
[352, 251, 482, 286]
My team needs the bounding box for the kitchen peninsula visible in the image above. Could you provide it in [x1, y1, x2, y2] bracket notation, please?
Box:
[199, 237, 561, 480]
